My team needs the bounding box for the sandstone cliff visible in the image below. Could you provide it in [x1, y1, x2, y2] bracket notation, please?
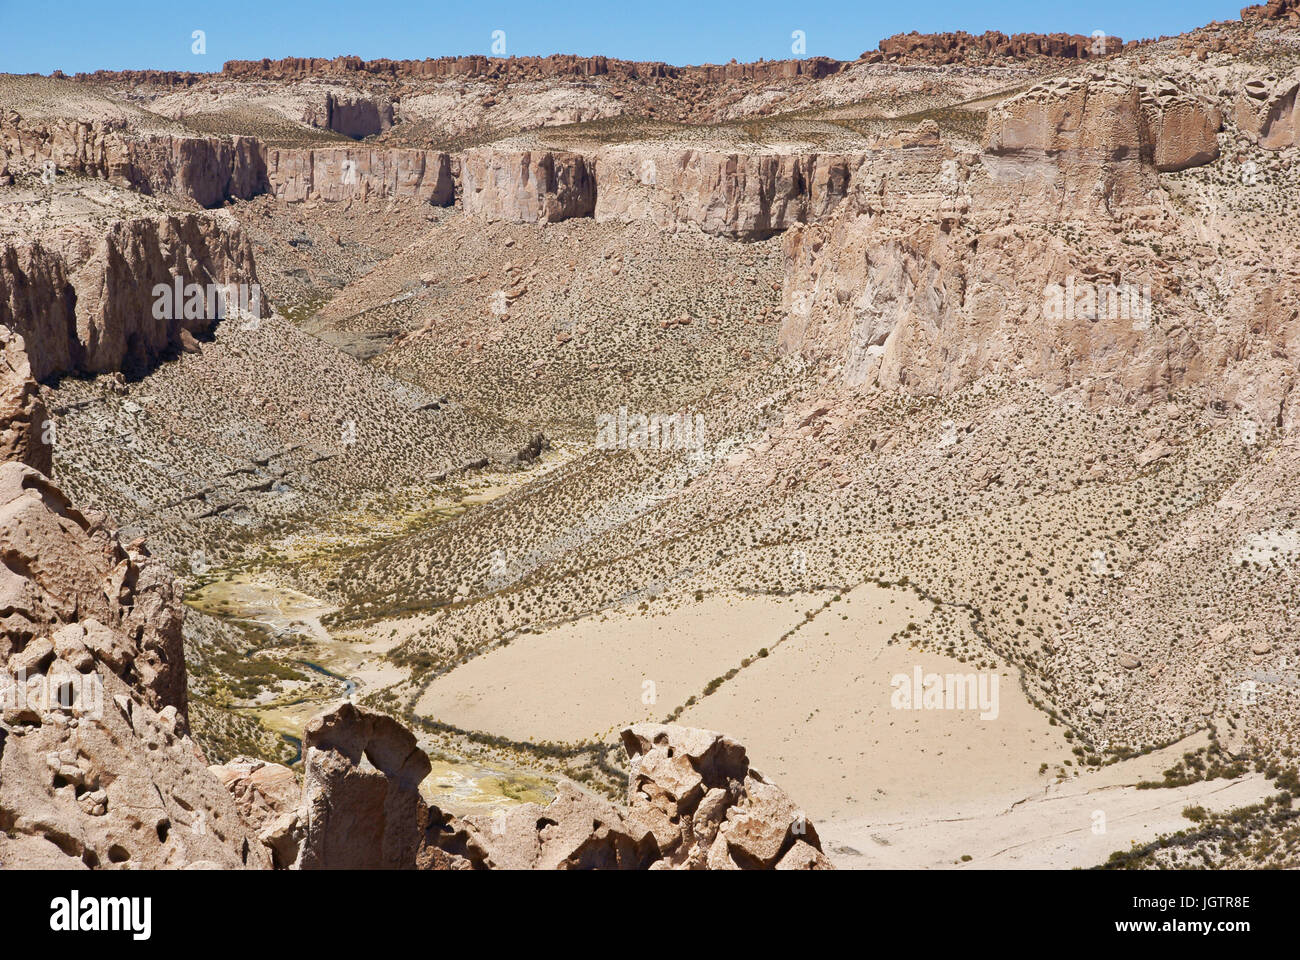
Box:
[460, 149, 596, 223]
[1234, 71, 1300, 151]
[262, 146, 452, 203]
[0, 114, 265, 208]
[595, 147, 861, 239]
[0, 214, 262, 381]
[982, 74, 1161, 215]
[780, 73, 1298, 429]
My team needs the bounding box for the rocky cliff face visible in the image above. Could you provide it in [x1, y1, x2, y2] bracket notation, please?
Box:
[1234, 71, 1300, 151]
[0, 244, 77, 383]
[0, 114, 266, 208]
[595, 147, 861, 239]
[0, 350, 266, 866]
[309, 90, 394, 139]
[1141, 82, 1223, 171]
[1, 112, 453, 208]
[982, 74, 1161, 215]
[262, 146, 452, 203]
[878, 30, 1127, 64]
[460, 149, 596, 223]
[0, 214, 261, 381]
[0, 327, 50, 474]
[779, 73, 1299, 429]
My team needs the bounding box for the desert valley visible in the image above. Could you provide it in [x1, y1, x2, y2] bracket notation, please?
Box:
[2, 1, 1300, 874]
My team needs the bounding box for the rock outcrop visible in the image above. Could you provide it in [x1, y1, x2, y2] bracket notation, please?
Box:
[262, 146, 453, 204]
[307, 91, 394, 139]
[1241, 0, 1300, 20]
[0, 327, 51, 474]
[0, 461, 186, 714]
[290, 702, 476, 869]
[619, 723, 832, 869]
[460, 149, 596, 223]
[208, 756, 299, 829]
[204, 706, 833, 871]
[0, 451, 265, 868]
[214, 53, 845, 84]
[1234, 72, 1300, 151]
[982, 74, 1161, 214]
[462, 778, 657, 869]
[1140, 82, 1223, 171]
[595, 147, 861, 239]
[878, 30, 1125, 64]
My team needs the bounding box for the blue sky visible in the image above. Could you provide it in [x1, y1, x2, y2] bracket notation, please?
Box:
[0, 0, 1242, 75]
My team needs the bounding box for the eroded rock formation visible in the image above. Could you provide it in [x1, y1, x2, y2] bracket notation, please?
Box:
[307, 91, 394, 139]
[878, 30, 1126, 64]
[0, 215, 261, 381]
[982, 74, 1161, 214]
[262, 146, 452, 203]
[595, 147, 861, 239]
[0, 327, 51, 473]
[0, 360, 264, 866]
[0, 115, 266, 208]
[619, 723, 832, 869]
[1234, 71, 1300, 151]
[1140, 82, 1223, 171]
[460, 149, 596, 223]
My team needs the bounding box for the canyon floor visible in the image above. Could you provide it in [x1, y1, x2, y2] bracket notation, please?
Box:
[5, 9, 1300, 870]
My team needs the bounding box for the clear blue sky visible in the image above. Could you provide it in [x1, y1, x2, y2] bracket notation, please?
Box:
[0, 0, 1243, 75]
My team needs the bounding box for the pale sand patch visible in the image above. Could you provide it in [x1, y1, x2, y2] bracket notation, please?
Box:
[677, 582, 1073, 823]
[415, 591, 832, 742]
[821, 731, 1279, 869]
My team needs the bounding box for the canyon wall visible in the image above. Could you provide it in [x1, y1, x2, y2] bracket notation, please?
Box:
[0, 214, 261, 381]
[0, 114, 453, 208]
[0, 115, 265, 208]
[594, 147, 861, 239]
[779, 74, 1297, 428]
[459, 149, 596, 223]
[262, 146, 453, 203]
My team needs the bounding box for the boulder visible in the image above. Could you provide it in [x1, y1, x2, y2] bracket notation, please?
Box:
[620, 723, 829, 869]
